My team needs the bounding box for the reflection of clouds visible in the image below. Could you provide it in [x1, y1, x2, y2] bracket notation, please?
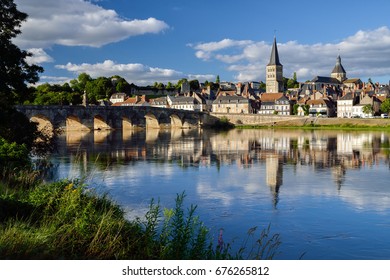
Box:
[196, 167, 266, 206]
[273, 165, 390, 213]
[197, 182, 234, 206]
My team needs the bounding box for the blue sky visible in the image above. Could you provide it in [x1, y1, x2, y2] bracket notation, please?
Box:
[14, 0, 390, 86]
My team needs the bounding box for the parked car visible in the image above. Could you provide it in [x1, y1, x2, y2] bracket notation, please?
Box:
[381, 114, 389, 118]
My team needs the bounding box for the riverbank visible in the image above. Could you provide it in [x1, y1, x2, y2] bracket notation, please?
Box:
[0, 172, 280, 259]
[210, 113, 390, 129]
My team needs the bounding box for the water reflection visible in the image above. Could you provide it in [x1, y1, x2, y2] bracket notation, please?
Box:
[56, 129, 390, 186]
[50, 128, 390, 259]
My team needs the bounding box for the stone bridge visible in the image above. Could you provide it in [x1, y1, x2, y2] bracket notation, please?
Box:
[15, 105, 217, 132]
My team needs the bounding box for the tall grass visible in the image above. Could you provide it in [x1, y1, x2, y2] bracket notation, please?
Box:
[0, 177, 281, 259]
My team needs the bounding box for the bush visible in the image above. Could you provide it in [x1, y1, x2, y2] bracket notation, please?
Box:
[0, 137, 30, 168]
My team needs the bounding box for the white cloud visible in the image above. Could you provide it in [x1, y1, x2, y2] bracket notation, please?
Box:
[189, 26, 390, 82]
[14, 0, 169, 48]
[55, 60, 213, 85]
[25, 48, 54, 64]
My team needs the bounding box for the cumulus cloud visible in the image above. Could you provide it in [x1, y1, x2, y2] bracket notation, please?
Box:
[189, 26, 390, 82]
[25, 48, 54, 64]
[14, 0, 169, 48]
[56, 60, 214, 85]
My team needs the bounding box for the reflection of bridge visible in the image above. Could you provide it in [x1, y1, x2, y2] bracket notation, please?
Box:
[15, 105, 216, 131]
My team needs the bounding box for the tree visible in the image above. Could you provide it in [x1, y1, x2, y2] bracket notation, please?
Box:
[381, 98, 390, 114]
[362, 104, 373, 116]
[215, 75, 220, 84]
[0, 0, 47, 162]
[70, 73, 92, 93]
[0, 0, 43, 106]
[189, 79, 200, 91]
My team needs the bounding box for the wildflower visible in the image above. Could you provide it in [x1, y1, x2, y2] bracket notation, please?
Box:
[218, 228, 224, 252]
[64, 183, 74, 191]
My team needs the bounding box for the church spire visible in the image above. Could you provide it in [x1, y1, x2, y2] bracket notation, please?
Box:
[268, 37, 282, 66]
[331, 55, 347, 82]
[266, 36, 284, 93]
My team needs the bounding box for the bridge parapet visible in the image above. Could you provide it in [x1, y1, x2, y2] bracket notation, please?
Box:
[15, 105, 212, 132]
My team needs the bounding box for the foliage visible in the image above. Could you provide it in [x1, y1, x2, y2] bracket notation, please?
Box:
[29, 83, 82, 105]
[293, 104, 299, 115]
[0, 0, 43, 106]
[0, 107, 38, 151]
[380, 98, 390, 114]
[0, 180, 281, 260]
[0, 137, 30, 168]
[362, 104, 373, 115]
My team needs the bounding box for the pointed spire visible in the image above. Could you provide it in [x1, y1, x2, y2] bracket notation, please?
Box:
[268, 37, 282, 66]
[332, 55, 346, 74]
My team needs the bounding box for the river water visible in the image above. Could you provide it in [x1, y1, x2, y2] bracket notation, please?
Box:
[48, 128, 390, 260]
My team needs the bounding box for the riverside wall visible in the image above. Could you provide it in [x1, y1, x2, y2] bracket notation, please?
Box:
[210, 113, 390, 127]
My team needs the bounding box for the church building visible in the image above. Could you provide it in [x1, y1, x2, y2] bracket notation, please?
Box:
[266, 37, 284, 93]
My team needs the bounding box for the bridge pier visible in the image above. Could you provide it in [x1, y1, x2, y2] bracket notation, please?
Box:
[15, 105, 211, 133]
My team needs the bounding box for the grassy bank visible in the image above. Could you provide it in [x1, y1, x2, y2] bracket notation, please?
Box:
[236, 123, 390, 131]
[0, 172, 280, 260]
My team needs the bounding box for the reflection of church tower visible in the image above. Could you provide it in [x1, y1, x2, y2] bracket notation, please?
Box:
[331, 55, 347, 82]
[332, 165, 346, 191]
[266, 155, 283, 207]
[266, 37, 284, 93]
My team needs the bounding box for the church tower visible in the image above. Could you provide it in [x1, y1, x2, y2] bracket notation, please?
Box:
[266, 37, 284, 93]
[331, 55, 347, 82]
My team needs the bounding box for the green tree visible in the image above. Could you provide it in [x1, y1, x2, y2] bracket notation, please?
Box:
[362, 104, 373, 116]
[0, 0, 43, 106]
[175, 78, 188, 89]
[0, 0, 48, 163]
[166, 82, 174, 89]
[215, 75, 220, 84]
[293, 104, 299, 115]
[70, 73, 92, 93]
[189, 80, 200, 91]
[381, 98, 390, 114]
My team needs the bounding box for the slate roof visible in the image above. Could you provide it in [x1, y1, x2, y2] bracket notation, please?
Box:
[267, 37, 282, 66]
[310, 76, 341, 84]
[214, 95, 249, 104]
[331, 55, 346, 74]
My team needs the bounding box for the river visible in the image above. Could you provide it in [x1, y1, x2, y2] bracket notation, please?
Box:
[47, 128, 390, 260]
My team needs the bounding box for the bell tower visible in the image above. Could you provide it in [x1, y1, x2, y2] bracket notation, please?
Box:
[266, 37, 284, 93]
[331, 55, 347, 82]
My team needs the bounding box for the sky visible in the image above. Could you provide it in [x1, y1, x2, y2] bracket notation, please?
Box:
[13, 0, 390, 86]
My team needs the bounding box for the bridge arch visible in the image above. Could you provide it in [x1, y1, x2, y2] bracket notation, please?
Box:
[30, 114, 54, 135]
[94, 115, 111, 130]
[170, 114, 184, 128]
[66, 115, 89, 131]
[145, 112, 160, 128]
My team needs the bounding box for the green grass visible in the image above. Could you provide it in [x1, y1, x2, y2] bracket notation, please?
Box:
[235, 124, 390, 131]
[0, 175, 281, 260]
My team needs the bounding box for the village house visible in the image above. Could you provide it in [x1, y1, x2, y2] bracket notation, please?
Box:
[112, 95, 150, 107]
[168, 96, 203, 111]
[337, 92, 358, 118]
[258, 93, 292, 115]
[212, 95, 252, 114]
[149, 96, 168, 108]
[109, 93, 127, 104]
[307, 98, 336, 117]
